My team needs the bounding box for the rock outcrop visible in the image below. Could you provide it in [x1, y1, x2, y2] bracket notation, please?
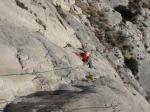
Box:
[0, 0, 150, 112]
[4, 79, 150, 112]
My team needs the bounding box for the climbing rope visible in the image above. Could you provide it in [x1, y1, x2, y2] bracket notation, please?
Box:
[0, 66, 82, 108]
[0, 66, 81, 78]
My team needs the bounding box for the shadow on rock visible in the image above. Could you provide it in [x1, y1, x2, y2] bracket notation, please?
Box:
[3, 85, 96, 112]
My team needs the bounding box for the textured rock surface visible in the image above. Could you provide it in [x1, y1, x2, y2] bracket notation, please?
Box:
[0, 0, 150, 112]
[2, 77, 149, 112]
[3, 79, 150, 112]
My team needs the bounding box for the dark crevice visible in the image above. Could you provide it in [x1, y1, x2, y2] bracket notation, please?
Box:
[35, 18, 47, 30]
[15, 0, 28, 10]
[16, 49, 24, 70]
[114, 5, 137, 21]
[57, 16, 67, 30]
[124, 57, 139, 76]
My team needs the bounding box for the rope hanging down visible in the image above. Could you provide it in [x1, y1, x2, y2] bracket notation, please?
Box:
[0, 66, 81, 78]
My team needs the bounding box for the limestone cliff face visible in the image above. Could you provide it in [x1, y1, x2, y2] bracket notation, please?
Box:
[0, 0, 150, 112]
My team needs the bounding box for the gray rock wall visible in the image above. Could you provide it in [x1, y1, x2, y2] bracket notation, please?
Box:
[0, 0, 150, 112]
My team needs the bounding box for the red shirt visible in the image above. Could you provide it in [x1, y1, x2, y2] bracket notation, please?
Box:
[80, 52, 91, 63]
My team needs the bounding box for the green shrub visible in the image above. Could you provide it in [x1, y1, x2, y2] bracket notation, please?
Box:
[87, 16, 98, 25]
[87, 10, 108, 27]
[124, 57, 139, 75]
[86, 74, 94, 81]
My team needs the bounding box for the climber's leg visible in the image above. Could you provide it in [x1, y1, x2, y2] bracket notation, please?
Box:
[88, 59, 93, 69]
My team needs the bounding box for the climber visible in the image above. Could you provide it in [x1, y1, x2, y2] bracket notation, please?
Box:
[76, 51, 93, 69]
